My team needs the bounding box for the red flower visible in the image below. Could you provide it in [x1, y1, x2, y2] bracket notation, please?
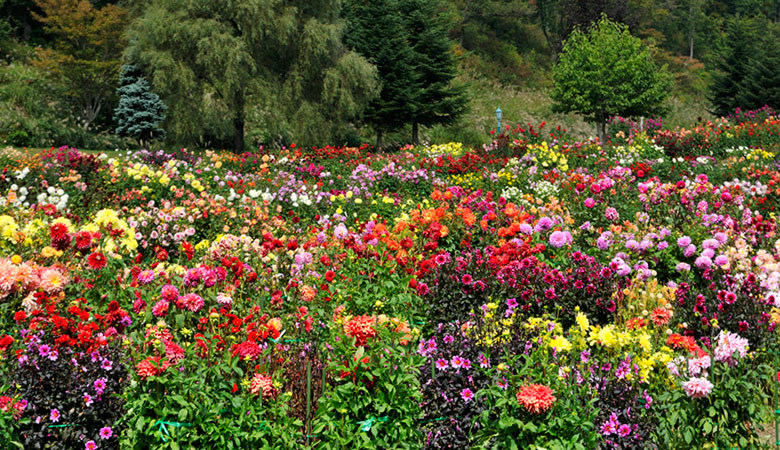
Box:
[325, 270, 335, 282]
[136, 356, 169, 380]
[87, 252, 107, 270]
[50, 223, 69, 241]
[344, 315, 377, 346]
[516, 384, 556, 414]
[13, 311, 26, 322]
[74, 231, 93, 251]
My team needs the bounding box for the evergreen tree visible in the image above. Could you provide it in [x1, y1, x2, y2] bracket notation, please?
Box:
[343, 0, 417, 149]
[127, 0, 378, 152]
[402, 0, 467, 145]
[735, 27, 780, 110]
[708, 17, 758, 116]
[114, 64, 166, 148]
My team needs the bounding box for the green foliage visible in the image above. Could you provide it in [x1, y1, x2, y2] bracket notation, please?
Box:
[32, 0, 128, 131]
[120, 335, 302, 448]
[651, 357, 772, 448]
[313, 324, 424, 449]
[343, 0, 416, 146]
[473, 350, 600, 449]
[708, 16, 761, 117]
[735, 24, 780, 110]
[551, 15, 672, 140]
[402, 0, 468, 144]
[127, 0, 378, 152]
[114, 64, 166, 147]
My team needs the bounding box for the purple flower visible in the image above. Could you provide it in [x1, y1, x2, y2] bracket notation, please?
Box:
[443, 335, 454, 344]
[38, 344, 51, 357]
[534, 217, 554, 232]
[714, 254, 728, 266]
[101, 359, 113, 371]
[677, 236, 692, 247]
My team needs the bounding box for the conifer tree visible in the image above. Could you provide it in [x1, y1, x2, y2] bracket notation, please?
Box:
[708, 17, 758, 116]
[402, 0, 467, 145]
[735, 29, 780, 110]
[114, 64, 166, 148]
[343, 0, 418, 149]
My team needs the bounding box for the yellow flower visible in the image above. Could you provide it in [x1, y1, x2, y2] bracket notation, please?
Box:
[548, 335, 572, 352]
[11, 254, 21, 264]
[575, 312, 590, 334]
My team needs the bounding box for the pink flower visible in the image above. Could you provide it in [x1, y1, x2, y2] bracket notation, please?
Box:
[584, 197, 596, 208]
[460, 388, 474, 403]
[549, 231, 572, 248]
[151, 299, 169, 317]
[85, 441, 98, 450]
[713, 330, 749, 366]
[682, 377, 713, 398]
[687, 355, 711, 376]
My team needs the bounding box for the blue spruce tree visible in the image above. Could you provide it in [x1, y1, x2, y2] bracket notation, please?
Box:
[115, 64, 166, 147]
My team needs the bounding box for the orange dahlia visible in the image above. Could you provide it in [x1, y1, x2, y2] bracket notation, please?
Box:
[344, 315, 377, 346]
[516, 384, 556, 415]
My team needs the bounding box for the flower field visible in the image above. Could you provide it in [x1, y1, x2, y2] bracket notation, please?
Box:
[1, 115, 780, 449]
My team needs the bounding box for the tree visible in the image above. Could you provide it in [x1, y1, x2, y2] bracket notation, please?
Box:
[32, 0, 128, 131]
[708, 17, 760, 116]
[735, 25, 780, 110]
[114, 64, 166, 148]
[343, 0, 417, 149]
[127, 0, 378, 152]
[551, 15, 671, 141]
[402, 0, 468, 144]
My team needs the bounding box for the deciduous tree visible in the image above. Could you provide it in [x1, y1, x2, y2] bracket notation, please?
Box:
[32, 0, 128, 131]
[551, 15, 671, 141]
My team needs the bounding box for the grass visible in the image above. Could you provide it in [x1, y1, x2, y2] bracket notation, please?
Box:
[422, 67, 715, 147]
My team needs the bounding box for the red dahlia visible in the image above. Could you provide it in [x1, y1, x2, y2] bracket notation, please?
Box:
[87, 252, 107, 270]
[516, 384, 556, 414]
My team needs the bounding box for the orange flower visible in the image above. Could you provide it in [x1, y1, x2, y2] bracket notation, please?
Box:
[516, 384, 556, 414]
[344, 315, 377, 346]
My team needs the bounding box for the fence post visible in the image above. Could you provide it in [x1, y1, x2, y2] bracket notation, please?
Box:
[306, 358, 312, 447]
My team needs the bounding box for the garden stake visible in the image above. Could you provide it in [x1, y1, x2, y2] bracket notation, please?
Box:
[306, 358, 312, 447]
[775, 347, 779, 447]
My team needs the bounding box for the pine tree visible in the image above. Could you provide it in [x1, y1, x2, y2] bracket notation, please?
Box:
[735, 28, 780, 110]
[343, 0, 418, 149]
[709, 17, 758, 117]
[402, 0, 467, 145]
[114, 64, 166, 148]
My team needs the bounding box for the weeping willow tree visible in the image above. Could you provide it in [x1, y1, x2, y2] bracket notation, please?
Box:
[125, 0, 378, 151]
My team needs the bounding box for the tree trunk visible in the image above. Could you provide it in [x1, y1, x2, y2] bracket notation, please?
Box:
[376, 129, 384, 151]
[688, 0, 694, 59]
[412, 121, 419, 145]
[233, 95, 245, 154]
